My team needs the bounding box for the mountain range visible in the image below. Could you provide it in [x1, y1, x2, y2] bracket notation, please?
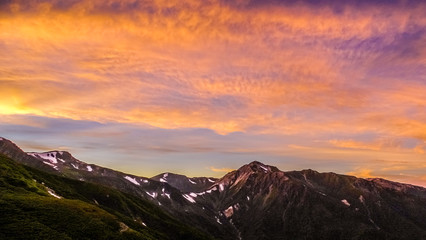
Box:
[0, 137, 425, 239]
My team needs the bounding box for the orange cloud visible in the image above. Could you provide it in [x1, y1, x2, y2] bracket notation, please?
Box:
[1, 0, 425, 134]
[414, 144, 425, 154]
[346, 168, 376, 179]
[346, 168, 426, 187]
[328, 138, 402, 151]
[1, 0, 426, 186]
[209, 166, 235, 173]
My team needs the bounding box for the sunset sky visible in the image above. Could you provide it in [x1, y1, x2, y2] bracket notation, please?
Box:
[1, 0, 425, 186]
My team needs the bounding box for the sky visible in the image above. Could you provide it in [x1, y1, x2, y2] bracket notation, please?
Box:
[1, 0, 425, 186]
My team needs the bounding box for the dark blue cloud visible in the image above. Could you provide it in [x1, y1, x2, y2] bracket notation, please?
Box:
[221, 0, 415, 9]
[2, 0, 422, 15]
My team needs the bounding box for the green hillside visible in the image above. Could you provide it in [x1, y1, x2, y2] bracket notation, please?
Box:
[0, 153, 212, 240]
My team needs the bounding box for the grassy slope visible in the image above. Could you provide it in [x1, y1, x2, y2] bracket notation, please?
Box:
[0, 153, 212, 240]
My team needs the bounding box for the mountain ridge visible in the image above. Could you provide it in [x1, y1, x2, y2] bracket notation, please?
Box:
[1, 137, 425, 239]
[0, 151, 213, 239]
[1, 137, 424, 189]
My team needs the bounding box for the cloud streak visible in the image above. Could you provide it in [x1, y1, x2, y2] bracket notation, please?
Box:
[209, 166, 236, 173]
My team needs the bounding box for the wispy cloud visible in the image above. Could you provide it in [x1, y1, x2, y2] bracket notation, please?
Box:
[1, 0, 425, 134]
[328, 138, 403, 151]
[209, 166, 235, 173]
[1, 0, 426, 186]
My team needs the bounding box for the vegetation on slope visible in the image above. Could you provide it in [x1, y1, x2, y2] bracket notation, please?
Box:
[0, 153, 212, 240]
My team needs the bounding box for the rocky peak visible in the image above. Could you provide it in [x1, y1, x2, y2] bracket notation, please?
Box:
[0, 137, 23, 153]
[0, 137, 39, 164]
[212, 161, 282, 192]
[243, 161, 279, 174]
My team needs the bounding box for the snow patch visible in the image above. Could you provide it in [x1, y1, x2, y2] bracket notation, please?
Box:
[224, 206, 234, 218]
[260, 165, 269, 173]
[46, 187, 62, 199]
[143, 179, 149, 183]
[30, 152, 58, 164]
[183, 194, 196, 203]
[163, 173, 168, 178]
[145, 192, 157, 198]
[208, 178, 215, 183]
[160, 187, 171, 199]
[234, 203, 240, 210]
[247, 196, 250, 201]
[86, 165, 93, 172]
[207, 186, 217, 193]
[341, 199, 351, 206]
[124, 176, 140, 186]
[160, 178, 167, 183]
[71, 163, 79, 169]
[215, 216, 222, 224]
[42, 161, 58, 170]
[219, 184, 224, 192]
[119, 222, 129, 233]
[359, 195, 365, 203]
[188, 178, 197, 184]
[188, 190, 209, 197]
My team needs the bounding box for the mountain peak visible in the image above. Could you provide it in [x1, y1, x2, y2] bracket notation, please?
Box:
[242, 161, 279, 174]
[0, 137, 18, 147]
[248, 160, 265, 166]
[27, 150, 78, 163]
[211, 161, 283, 193]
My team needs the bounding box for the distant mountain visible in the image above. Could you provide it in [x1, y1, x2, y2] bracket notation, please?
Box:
[1, 137, 426, 239]
[0, 150, 212, 239]
[194, 161, 426, 239]
[0, 138, 235, 239]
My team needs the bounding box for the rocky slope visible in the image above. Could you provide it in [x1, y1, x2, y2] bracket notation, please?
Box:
[151, 172, 217, 193]
[193, 161, 426, 239]
[1, 137, 425, 240]
[0, 138, 235, 239]
[0, 152, 213, 240]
